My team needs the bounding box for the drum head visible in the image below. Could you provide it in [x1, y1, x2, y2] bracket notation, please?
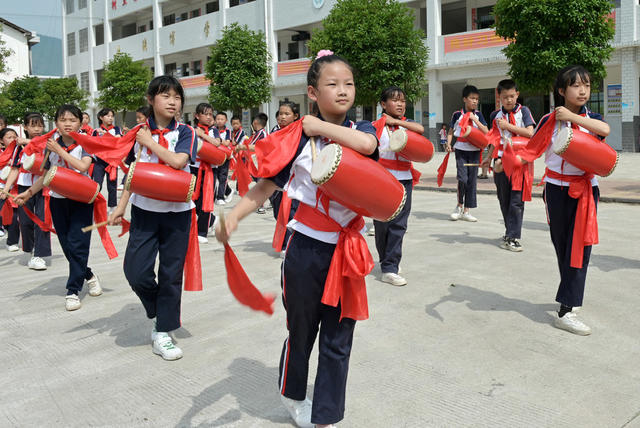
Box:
[388, 129, 408, 152]
[197, 139, 203, 152]
[23, 153, 36, 171]
[310, 143, 341, 185]
[43, 165, 57, 187]
[0, 166, 10, 181]
[552, 127, 572, 155]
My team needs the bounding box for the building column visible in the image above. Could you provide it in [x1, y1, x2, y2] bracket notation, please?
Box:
[152, 0, 164, 76]
[621, 47, 639, 152]
[103, 0, 112, 60]
[87, 0, 97, 102]
[264, 0, 277, 124]
[428, 70, 443, 142]
[61, 1, 68, 76]
[426, 0, 441, 67]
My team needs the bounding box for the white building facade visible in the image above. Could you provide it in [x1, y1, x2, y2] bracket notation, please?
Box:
[62, 0, 638, 151]
[0, 18, 40, 82]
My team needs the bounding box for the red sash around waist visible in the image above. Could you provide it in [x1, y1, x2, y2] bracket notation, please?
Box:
[293, 203, 373, 321]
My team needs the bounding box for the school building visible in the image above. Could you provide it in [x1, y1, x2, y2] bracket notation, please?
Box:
[62, 0, 639, 151]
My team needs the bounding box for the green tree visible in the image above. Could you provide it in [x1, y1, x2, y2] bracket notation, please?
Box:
[0, 23, 15, 76]
[205, 23, 272, 113]
[97, 52, 152, 123]
[39, 77, 88, 120]
[494, 0, 615, 94]
[0, 76, 88, 123]
[308, 0, 428, 108]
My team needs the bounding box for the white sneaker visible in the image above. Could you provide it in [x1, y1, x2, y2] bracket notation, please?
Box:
[460, 211, 478, 222]
[224, 192, 233, 204]
[198, 236, 209, 244]
[0, 229, 5, 237]
[216, 199, 226, 206]
[86, 275, 103, 296]
[280, 395, 313, 428]
[65, 294, 81, 311]
[381, 272, 407, 286]
[449, 206, 462, 221]
[367, 226, 375, 236]
[554, 312, 591, 336]
[6, 244, 19, 252]
[28, 256, 47, 270]
[152, 332, 183, 360]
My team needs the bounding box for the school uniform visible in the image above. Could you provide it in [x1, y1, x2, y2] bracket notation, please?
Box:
[214, 126, 232, 200]
[489, 104, 536, 239]
[123, 116, 196, 333]
[450, 108, 487, 208]
[91, 125, 121, 207]
[13, 145, 51, 257]
[44, 134, 95, 295]
[190, 124, 220, 237]
[0, 144, 21, 246]
[535, 106, 603, 308]
[373, 120, 415, 275]
[268, 117, 378, 425]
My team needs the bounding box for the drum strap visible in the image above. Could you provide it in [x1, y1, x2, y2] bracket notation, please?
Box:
[293, 203, 373, 321]
[545, 168, 598, 269]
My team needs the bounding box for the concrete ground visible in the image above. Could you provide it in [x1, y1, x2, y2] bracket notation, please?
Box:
[1, 165, 639, 427]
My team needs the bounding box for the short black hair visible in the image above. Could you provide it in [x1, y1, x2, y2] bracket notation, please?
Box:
[252, 113, 268, 128]
[215, 111, 227, 119]
[462, 85, 480, 98]
[230, 115, 242, 123]
[96, 108, 115, 125]
[147, 75, 186, 105]
[23, 112, 45, 127]
[380, 86, 405, 103]
[278, 101, 300, 118]
[136, 105, 151, 117]
[497, 79, 518, 94]
[0, 127, 17, 141]
[55, 104, 83, 122]
[554, 65, 592, 107]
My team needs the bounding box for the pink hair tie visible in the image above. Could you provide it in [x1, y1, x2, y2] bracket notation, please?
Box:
[316, 49, 334, 58]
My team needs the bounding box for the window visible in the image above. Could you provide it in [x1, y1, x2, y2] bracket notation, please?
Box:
[475, 6, 495, 30]
[65, 0, 74, 14]
[138, 25, 146, 33]
[79, 0, 87, 9]
[122, 23, 137, 38]
[96, 69, 104, 88]
[287, 42, 299, 60]
[149, 20, 154, 30]
[67, 32, 76, 56]
[79, 28, 88, 52]
[181, 62, 190, 77]
[230, 0, 255, 6]
[206, 1, 219, 13]
[419, 7, 427, 38]
[165, 63, 177, 76]
[190, 9, 201, 18]
[192, 60, 202, 75]
[163, 14, 175, 26]
[177, 12, 188, 22]
[94, 24, 104, 46]
[80, 72, 89, 92]
[587, 82, 605, 115]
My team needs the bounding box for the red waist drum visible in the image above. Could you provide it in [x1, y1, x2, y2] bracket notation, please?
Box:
[460, 126, 489, 149]
[509, 136, 529, 151]
[43, 166, 100, 203]
[553, 127, 618, 177]
[310, 144, 406, 222]
[125, 161, 196, 203]
[197, 140, 227, 166]
[22, 153, 45, 176]
[389, 129, 434, 163]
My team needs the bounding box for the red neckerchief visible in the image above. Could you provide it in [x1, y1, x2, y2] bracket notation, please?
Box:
[149, 128, 171, 165]
[196, 123, 209, 133]
[101, 125, 114, 132]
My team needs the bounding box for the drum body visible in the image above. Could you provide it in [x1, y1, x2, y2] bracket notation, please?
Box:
[311, 144, 406, 222]
[197, 140, 227, 166]
[508, 136, 529, 152]
[22, 153, 45, 176]
[43, 166, 100, 203]
[125, 161, 196, 203]
[389, 129, 434, 163]
[552, 127, 618, 177]
[461, 125, 489, 149]
[0, 166, 10, 181]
